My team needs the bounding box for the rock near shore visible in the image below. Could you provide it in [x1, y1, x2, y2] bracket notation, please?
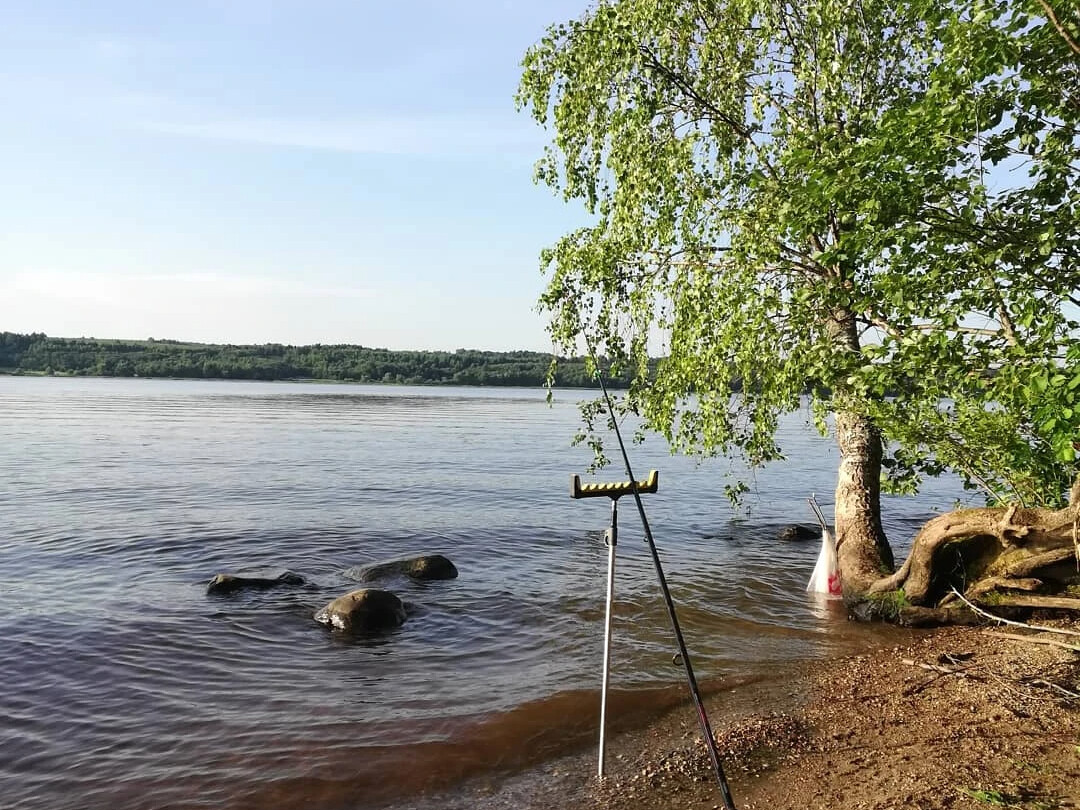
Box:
[777, 524, 821, 542]
[346, 553, 459, 583]
[314, 588, 407, 633]
[207, 571, 306, 595]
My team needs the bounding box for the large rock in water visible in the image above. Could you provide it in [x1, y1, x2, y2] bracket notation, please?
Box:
[346, 554, 458, 583]
[207, 571, 306, 595]
[314, 588, 407, 633]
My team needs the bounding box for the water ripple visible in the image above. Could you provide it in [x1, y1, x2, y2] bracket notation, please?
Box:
[0, 377, 974, 810]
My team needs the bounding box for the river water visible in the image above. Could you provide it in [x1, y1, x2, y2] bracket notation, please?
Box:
[0, 377, 972, 810]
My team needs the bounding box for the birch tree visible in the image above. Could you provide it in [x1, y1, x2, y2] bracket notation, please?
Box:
[519, 0, 1080, 617]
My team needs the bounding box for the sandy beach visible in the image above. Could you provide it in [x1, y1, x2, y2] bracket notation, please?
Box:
[419, 618, 1080, 810]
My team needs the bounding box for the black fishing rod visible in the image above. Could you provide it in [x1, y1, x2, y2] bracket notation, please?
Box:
[592, 366, 737, 810]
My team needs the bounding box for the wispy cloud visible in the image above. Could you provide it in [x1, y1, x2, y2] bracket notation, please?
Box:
[0, 72, 541, 157]
[0, 58, 540, 158]
[6, 270, 376, 303]
[0, 268, 550, 349]
[139, 113, 540, 157]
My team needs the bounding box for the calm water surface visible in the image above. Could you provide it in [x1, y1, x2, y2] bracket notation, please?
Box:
[0, 377, 972, 809]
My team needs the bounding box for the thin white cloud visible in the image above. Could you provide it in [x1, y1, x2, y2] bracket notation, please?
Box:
[0, 69, 540, 158]
[139, 113, 540, 156]
[88, 36, 148, 61]
[0, 268, 551, 350]
[6, 270, 376, 303]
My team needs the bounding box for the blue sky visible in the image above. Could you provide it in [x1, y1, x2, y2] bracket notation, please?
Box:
[0, 0, 589, 351]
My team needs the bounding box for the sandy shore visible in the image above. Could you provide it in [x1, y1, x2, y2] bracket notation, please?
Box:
[416, 619, 1080, 810]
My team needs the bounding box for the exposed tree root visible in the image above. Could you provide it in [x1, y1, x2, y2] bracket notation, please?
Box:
[1005, 547, 1078, 578]
[852, 478, 1080, 618]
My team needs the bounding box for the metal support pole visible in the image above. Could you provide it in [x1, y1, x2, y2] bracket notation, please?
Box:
[598, 497, 618, 778]
[570, 471, 658, 782]
[588, 364, 737, 809]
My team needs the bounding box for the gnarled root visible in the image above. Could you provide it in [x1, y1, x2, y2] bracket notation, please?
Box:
[866, 485, 1080, 609]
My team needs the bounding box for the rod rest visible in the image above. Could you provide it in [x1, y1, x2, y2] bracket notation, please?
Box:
[570, 469, 659, 499]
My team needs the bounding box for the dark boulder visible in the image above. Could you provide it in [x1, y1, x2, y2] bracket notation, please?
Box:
[207, 571, 306, 595]
[778, 524, 821, 542]
[314, 588, 407, 633]
[346, 554, 458, 583]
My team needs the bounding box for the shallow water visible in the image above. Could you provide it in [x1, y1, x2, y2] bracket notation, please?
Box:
[0, 377, 973, 809]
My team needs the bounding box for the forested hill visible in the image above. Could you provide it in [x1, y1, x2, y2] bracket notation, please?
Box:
[0, 332, 615, 388]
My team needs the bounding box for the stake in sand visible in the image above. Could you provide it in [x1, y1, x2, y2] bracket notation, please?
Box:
[569, 363, 738, 809]
[570, 470, 659, 778]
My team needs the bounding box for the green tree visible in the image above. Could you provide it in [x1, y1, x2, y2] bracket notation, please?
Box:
[519, 0, 1080, 615]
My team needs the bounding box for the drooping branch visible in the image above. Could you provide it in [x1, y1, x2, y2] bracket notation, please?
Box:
[637, 45, 782, 184]
[1036, 0, 1080, 56]
[952, 588, 1080, 637]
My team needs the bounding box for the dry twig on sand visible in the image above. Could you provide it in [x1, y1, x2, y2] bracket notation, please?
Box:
[950, 588, 1080, 640]
[983, 630, 1080, 653]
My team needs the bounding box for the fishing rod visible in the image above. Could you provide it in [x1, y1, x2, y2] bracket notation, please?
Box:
[588, 364, 737, 810]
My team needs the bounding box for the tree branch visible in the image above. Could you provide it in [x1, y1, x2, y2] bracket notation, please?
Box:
[863, 314, 903, 340]
[1036, 0, 1080, 56]
[860, 317, 1015, 343]
[953, 588, 1080, 637]
[638, 45, 782, 184]
[777, 244, 830, 277]
[995, 302, 1020, 347]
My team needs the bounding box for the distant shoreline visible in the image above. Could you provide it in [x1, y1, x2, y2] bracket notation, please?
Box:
[0, 369, 576, 390]
[0, 331, 632, 389]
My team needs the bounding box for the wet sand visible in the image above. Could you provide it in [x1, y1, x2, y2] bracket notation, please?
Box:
[409, 620, 1080, 810]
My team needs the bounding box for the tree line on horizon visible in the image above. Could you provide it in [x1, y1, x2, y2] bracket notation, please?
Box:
[0, 331, 632, 388]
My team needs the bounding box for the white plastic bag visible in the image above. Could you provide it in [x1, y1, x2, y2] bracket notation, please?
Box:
[806, 526, 842, 597]
[806, 496, 842, 598]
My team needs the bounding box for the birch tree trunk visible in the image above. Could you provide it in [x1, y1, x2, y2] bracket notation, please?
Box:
[835, 410, 895, 597]
[828, 308, 896, 598]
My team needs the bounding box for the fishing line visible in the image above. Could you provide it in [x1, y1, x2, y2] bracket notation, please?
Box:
[591, 362, 737, 810]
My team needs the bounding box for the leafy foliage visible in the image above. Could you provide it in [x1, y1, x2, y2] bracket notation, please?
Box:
[518, 0, 1079, 506]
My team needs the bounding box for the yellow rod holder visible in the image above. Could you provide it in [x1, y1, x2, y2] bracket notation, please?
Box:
[570, 467, 660, 778]
[570, 469, 659, 500]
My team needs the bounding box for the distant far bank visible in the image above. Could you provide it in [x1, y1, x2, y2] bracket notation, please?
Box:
[0, 332, 618, 388]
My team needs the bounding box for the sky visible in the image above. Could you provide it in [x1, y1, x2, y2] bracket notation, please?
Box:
[0, 0, 592, 351]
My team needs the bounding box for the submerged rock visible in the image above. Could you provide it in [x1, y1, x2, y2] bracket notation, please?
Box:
[778, 524, 821, 542]
[346, 554, 459, 583]
[206, 571, 306, 595]
[314, 588, 407, 633]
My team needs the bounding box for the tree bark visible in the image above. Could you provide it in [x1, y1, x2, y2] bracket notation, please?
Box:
[820, 311, 1077, 621]
[869, 496, 1080, 606]
[827, 307, 896, 598]
[834, 410, 895, 596]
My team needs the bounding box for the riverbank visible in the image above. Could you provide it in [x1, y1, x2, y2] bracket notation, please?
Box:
[422, 620, 1080, 810]
[0, 331, 614, 387]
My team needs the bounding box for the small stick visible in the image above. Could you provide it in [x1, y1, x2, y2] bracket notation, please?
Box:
[1072, 515, 1079, 572]
[950, 588, 1080, 639]
[900, 659, 985, 696]
[983, 631, 1080, 654]
[1027, 679, 1080, 700]
[901, 658, 965, 675]
[903, 671, 954, 697]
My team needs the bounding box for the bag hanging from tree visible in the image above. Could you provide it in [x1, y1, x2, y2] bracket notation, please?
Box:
[806, 497, 842, 598]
